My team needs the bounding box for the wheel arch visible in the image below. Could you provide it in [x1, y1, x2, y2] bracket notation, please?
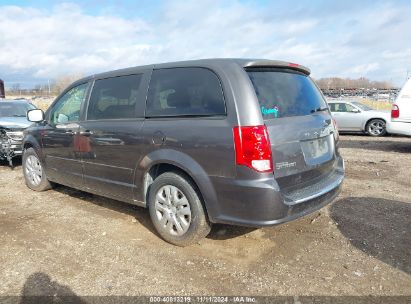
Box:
[23, 135, 44, 161]
[364, 117, 386, 131]
[135, 149, 219, 222]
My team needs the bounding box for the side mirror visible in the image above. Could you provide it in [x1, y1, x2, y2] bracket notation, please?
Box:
[27, 109, 45, 122]
[351, 108, 360, 113]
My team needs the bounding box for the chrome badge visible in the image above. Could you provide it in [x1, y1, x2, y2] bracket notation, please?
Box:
[276, 161, 297, 170]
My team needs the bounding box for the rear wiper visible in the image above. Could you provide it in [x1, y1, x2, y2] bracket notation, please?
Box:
[311, 107, 328, 113]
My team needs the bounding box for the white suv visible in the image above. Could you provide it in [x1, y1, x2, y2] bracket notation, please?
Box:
[387, 78, 411, 136]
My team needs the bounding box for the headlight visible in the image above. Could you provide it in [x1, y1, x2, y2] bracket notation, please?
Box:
[5, 131, 24, 141]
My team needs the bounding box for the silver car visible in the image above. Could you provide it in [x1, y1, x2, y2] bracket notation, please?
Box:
[328, 100, 390, 136]
[0, 99, 36, 165]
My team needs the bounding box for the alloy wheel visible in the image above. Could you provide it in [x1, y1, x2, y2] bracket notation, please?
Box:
[369, 120, 385, 136]
[25, 155, 43, 187]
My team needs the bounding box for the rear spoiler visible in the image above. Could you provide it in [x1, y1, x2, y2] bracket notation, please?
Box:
[243, 60, 311, 75]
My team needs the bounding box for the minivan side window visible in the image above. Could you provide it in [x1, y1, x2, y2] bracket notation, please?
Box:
[146, 68, 226, 117]
[87, 74, 143, 120]
[50, 83, 89, 124]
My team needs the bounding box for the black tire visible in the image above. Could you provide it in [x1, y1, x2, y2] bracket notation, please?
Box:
[148, 171, 211, 246]
[366, 119, 386, 137]
[22, 147, 52, 191]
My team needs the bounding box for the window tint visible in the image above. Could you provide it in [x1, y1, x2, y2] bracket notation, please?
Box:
[146, 68, 226, 117]
[50, 83, 88, 124]
[329, 103, 337, 112]
[246, 69, 327, 119]
[345, 104, 356, 112]
[330, 103, 356, 112]
[331, 103, 345, 112]
[87, 74, 143, 120]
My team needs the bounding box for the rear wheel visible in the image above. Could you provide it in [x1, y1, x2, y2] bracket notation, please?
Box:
[148, 172, 211, 246]
[366, 119, 386, 136]
[23, 148, 52, 191]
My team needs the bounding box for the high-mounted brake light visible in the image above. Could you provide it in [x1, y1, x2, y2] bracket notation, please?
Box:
[391, 104, 400, 118]
[233, 125, 273, 173]
[288, 62, 300, 67]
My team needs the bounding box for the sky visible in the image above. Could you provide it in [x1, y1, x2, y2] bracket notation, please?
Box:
[0, 0, 410, 88]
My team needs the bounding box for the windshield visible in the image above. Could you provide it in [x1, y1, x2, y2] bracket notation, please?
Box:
[246, 68, 327, 119]
[352, 102, 373, 111]
[0, 103, 36, 117]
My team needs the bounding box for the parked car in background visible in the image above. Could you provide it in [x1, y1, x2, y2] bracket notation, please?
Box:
[0, 99, 36, 165]
[0, 79, 5, 98]
[328, 100, 390, 136]
[23, 59, 344, 246]
[387, 78, 411, 136]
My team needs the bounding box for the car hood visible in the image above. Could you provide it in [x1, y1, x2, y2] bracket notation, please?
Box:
[0, 117, 32, 129]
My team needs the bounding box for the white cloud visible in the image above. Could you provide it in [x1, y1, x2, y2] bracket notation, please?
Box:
[0, 1, 410, 86]
[348, 63, 380, 75]
[0, 3, 152, 77]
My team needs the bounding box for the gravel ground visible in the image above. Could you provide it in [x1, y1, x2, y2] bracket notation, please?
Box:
[0, 135, 410, 298]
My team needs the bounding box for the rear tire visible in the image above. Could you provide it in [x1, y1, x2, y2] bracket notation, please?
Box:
[148, 171, 211, 246]
[366, 119, 386, 137]
[22, 148, 52, 191]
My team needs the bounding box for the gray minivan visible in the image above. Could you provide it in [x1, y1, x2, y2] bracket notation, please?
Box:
[23, 59, 344, 246]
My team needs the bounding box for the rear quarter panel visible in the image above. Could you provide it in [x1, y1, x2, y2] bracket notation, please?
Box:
[137, 117, 235, 221]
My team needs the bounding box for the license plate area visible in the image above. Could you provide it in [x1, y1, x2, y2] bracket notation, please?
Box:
[301, 136, 332, 166]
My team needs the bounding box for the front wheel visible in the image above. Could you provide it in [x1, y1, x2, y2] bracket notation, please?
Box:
[148, 172, 211, 246]
[22, 148, 52, 191]
[366, 119, 386, 137]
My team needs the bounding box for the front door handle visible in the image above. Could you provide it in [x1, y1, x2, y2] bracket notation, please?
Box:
[65, 130, 75, 136]
[79, 130, 93, 136]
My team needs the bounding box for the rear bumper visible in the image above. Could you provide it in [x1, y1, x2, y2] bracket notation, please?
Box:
[209, 156, 344, 227]
[386, 121, 411, 136]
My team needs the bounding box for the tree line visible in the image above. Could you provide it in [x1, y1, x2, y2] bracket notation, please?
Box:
[315, 77, 394, 90]
[5, 75, 396, 97]
[5, 74, 83, 97]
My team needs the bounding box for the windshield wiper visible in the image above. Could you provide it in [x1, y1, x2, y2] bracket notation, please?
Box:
[311, 107, 328, 113]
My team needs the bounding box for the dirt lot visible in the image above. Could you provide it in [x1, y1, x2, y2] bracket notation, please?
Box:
[0, 135, 410, 298]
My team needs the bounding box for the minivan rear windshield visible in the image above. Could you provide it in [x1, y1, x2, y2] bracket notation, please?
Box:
[246, 68, 327, 119]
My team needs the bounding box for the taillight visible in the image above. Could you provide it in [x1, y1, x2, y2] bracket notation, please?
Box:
[391, 104, 400, 118]
[233, 125, 273, 173]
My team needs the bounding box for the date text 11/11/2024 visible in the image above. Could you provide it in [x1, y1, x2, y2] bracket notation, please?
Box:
[149, 296, 257, 303]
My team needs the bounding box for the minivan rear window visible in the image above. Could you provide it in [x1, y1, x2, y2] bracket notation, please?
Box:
[246, 68, 327, 119]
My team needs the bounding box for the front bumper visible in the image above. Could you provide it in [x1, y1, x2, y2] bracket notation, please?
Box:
[209, 156, 344, 227]
[0, 139, 23, 159]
